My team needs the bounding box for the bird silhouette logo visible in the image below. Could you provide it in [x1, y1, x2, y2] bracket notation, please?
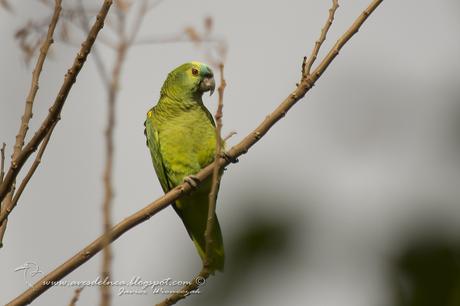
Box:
[14, 262, 43, 287]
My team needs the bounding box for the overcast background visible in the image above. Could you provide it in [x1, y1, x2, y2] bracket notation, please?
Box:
[1, 1, 460, 305]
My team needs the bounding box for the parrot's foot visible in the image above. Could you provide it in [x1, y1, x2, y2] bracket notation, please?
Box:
[221, 151, 239, 164]
[183, 175, 200, 189]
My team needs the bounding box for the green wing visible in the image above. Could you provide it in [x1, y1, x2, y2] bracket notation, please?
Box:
[199, 103, 216, 128]
[144, 107, 171, 193]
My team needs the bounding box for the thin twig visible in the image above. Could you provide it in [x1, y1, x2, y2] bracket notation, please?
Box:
[205, 63, 226, 268]
[99, 40, 126, 306]
[0, 192, 13, 247]
[0, 0, 61, 247]
[155, 271, 209, 306]
[13, 0, 61, 157]
[37, 0, 119, 49]
[100, 2, 149, 305]
[76, 0, 110, 88]
[223, 131, 237, 142]
[56, 31, 118, 50]
[4, 125, 55, 225]
[0, 143, 5, 184]
[0, 144, 4, 246]
[37, 0, 101, 16]
[68, 287, 84, 306]
[303, 0, 339, 77]
[0, 0, 113, 206]
[6, 1, 383, 304]
[0, 0, 12, 12]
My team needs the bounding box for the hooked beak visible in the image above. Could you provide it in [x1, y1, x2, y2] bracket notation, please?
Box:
[200, 76, 216, 96]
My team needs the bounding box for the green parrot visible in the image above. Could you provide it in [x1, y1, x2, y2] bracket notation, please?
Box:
[144, 61, 224, 272]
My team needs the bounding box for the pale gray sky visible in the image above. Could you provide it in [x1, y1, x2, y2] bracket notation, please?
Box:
[1, 1, 460, 306]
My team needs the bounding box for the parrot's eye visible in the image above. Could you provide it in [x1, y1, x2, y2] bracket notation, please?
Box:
[191, 68, 199, 76]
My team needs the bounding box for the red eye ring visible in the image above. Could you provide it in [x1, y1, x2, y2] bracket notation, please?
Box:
[191, 68, 199, 76]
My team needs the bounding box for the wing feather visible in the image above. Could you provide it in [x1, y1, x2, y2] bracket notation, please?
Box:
[145, 108, 171, 193]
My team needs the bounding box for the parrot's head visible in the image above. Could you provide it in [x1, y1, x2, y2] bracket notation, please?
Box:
[161, 62, 216, 100]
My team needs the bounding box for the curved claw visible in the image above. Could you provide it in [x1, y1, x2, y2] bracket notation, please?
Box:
[221, 151, 239, 164]
[183, 175, 200, 189]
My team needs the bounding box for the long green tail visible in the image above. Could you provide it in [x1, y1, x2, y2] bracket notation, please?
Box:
[173, 189, 224, 272]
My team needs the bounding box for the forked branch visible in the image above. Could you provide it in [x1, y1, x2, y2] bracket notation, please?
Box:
[303, 0, 339, 77]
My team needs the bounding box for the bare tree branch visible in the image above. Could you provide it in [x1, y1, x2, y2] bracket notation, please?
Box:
[303, 0, 339, 77]
[0, 143, 5, 184]
[100, 2, 148, 305]
[0, 0, 113, 211]
[37, 0, 119, 50]
[6, 0, 383, 304]
[68, 287, 84, 306]
[0, 140, 9, 245]
[205, 62, 226, 268]
[0, 192, 12, 246]
[0, 0, 61, 247]
[223, 131, 237, 142]
[14, 0, 60, 188]
[99, 36, 126, 306]
[0, 125, 55, 227]
[0, 0, 12, 12]
[76, 0, 111, 89]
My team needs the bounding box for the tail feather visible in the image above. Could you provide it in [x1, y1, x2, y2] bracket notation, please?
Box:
[190, 214, 225, 272]
[174, 192, 225, 272]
